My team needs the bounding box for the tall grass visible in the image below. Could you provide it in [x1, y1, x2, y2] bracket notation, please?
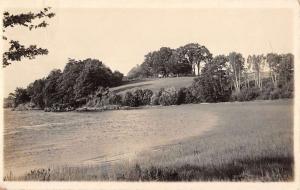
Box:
[4, 100, 293, 181]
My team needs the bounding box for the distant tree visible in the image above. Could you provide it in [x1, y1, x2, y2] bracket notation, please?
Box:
[277, 53, 294, 86]
[73, 59, 116, 103]
[165, 50, 191, 76]
[192, 55, 231, 102]
[178, 43, 212, 76]
[57, 58, 85, 105]
[228, 52, 245, 93]
[2, 7, 55, 67]
[27, 78, 46, 108]
[4, 93, 15, 108]
[127, 64, 143, 79]
[12, 87, 31, 106]
[43, 69, 63, 107]
[266, 53, 281, 87]
[247, 55, 266, 90]
[111, 71, 124, 86]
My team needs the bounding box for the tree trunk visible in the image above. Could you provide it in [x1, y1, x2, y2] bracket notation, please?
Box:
[192, 64, 196, 76]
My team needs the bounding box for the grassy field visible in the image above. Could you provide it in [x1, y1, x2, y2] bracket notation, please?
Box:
[4, 100, 293, 181]
[111, 77, 195, 94]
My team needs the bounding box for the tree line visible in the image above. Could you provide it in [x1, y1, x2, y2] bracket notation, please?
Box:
[127, 43, 212, 78]
[127, 43, 293, 102]
[4, 44, 294, 110]
[5, 58, 123, 109]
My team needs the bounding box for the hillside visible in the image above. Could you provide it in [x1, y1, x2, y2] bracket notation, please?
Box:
[111, 77, 195, 94]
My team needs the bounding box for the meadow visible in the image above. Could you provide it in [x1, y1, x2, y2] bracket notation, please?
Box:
[111, 77, 195, 94]
[4, 99, 293, 181]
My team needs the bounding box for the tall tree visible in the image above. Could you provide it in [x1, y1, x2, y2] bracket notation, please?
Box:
[228, 52, 245, 92]
[266, 53, 281, 87]
[43, 69, 63, 107]
[73, 59, 115, 103]
[179, 43, 212, 76]
[2, 7, 55, 67]
[27, 78, 46, 108]
[12, 87, 31, 106]
[278, 53, 294, 86]
[247, 54, 266, 90]
[193, 55, 231, 102]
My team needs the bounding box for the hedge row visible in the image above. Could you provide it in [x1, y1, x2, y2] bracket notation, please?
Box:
[86, 81, 293, 109]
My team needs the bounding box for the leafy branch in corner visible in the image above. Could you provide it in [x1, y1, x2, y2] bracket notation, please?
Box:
[2, 7, 55, 67]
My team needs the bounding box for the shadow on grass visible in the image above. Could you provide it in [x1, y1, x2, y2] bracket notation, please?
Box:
[6, 156, 293, 181]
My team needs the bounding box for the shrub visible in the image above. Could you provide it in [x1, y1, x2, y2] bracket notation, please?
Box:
[150, 93, 160, 105]
[108, 92, 122, 105]
[176, 87, 195, 105]
[140, 89, 153, 105]
[280, 80, 293, 98]
[269, 88, 282, 100]
[133, 89, 153, 106]
[122, 89, 154, 107]
[159, 87, 178, 106]
[123, 91, 137, 107]
[176, 87, 187, 105]
[231, 87, 261, 102]
[185, 87, 197, 104]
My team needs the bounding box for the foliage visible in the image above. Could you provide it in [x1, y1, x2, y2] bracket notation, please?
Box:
[11, 87, 31, 106]
[108, 92, 123, 105]
[122, 89, 153, 107]
[43, 69, 63, 107]
[8, 58, 123, 109]
[247, 55, 266, 90]
[231, 87, 261, 102]
[127, 43, 211, 78]
[123, 91, 137, 107]
[73, 59, 115, 102]
[191, 55, 231, 102]
[3, 7, 55, 67]
[178, 43, 212, 76]
[228, 52, 245, 92]
[27, 78, 46, 108]
[158, 87, 178, 106]
[176, 87, 195, 105]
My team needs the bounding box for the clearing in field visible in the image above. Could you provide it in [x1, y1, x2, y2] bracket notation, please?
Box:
[111, 77, 195, 94]
[4, 99, 293, 181]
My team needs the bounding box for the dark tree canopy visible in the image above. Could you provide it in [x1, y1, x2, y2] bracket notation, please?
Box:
[127, 43, 212, 79]
[192, 55, 231, 102]
[2, 7, 55, 67]
[8, 58, 124, 109]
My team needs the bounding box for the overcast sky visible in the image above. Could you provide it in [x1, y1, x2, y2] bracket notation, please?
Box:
[2, 7, 294, 96]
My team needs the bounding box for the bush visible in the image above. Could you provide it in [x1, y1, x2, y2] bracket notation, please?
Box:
[122, 89, 154, 107]
[176, 87, 196, 105]
[231, 87, 261, 102]
[280, 80, 293, 98]
[123, 91, 137, 107]
[133, 89, 153, 106]
[159, 87, 178, 106]
[269, 88, 282, 100]
[176, 87, 188, 105]
[108, 92, 122, 105]
[150, 92, 160, 105]
[141, 89, 154, 105]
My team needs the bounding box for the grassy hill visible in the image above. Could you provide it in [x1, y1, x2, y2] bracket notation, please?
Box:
[111, 77, 195, 94]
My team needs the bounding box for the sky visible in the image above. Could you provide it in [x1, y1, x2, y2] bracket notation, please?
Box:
[2, 7, 294, 96]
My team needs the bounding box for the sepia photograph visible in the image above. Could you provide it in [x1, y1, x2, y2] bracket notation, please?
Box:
[0, 0, 299, 189]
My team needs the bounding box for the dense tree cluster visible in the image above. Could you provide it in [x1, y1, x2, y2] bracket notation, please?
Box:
[127, 42, 294, 103]
[8, 58, 123, 109]
[127, 43, 212, 79]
